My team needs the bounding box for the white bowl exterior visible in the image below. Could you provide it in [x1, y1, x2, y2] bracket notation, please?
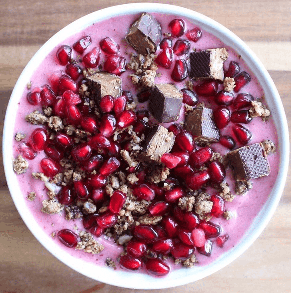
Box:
[3, 3, 289, 289]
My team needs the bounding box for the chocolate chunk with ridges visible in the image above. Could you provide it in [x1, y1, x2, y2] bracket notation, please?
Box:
[142, 125, 175, 162]
[149, 84, 183, 123]
[185, 105, 220, 144]
[86, 72, 122, 103]
[126, 13, 162, 55]
[227, 143, 270, 181]
[189, 48, 228, 81]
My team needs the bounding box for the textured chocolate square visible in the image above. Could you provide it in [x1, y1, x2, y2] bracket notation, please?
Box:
[86, 72, 122, 103]
[185, 105, 220, 144]
[142, 125, 175, 162]
[126, 13, 162, 55]
[149, 84, 183, 123]
[227, 143, 270, 181]
[189, 48, 228, 81]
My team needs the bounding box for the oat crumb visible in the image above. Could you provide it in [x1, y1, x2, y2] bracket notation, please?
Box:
[76, 231, 104, 254]
[13, 155, 28, 174]
[223, 210, 234, 220]
[27, 191, 36, 201]
[105, 257, 116, 269]
[25, 110, 48, 125]
[15, 132, 26, 141]
[223, 77, 235, 92]
[182, 254, 197, 268]
[41, 198, 64, 214]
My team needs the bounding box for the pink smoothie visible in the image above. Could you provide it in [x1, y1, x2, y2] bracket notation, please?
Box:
[12, 12, 280, 274]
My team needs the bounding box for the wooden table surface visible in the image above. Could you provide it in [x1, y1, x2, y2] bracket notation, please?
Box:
[1, 0, 291, 292]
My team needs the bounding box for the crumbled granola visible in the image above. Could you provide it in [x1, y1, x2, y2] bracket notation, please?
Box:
[120, 149, 138, 167]
[211, 152, 224, 163]
[223, 77, 235, 92]
[117, 234, 133, 245]
[147, 165, 170, 184]
[43, 107, 53, 117]
[223, 210, 234, 220]
[15, 132, 26, 141]
[105, 257, 116, 269]
[76, 231, 104, 254]
[27, 191, 36, 201]
[138, 214, 162, 225]
[47, 116, 64, 131]
[219, 182, 235, 202]
[127, 173, 139, 184]
[13, 155, 28, 174]
[249, 101, 271, 120]
[182, 254, 197, 268]
[65, 206, 83, 220]
[178, 196, 195, 212]
[194, 192, 213, 219]
[261, 139, 276, 155]
[32, 172, 49, 182]
[83, 201, 97, 214]
[25, 110, 48, 125]
[110, 175, 120, 189]
[41, 198, 64, 214]
[235, 180, 253, 195]
[114, 210, 134, 235]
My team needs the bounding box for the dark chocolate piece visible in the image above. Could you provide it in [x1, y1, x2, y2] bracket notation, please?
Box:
[142, 125, 175, 162]
[86, 72, 122, 103]
[227, 143, 270, 181]
[149, 84, 183, 123]
[189, 48, 228, 81]
[126, 13, 162, 55]
[185, 105, 220, 144]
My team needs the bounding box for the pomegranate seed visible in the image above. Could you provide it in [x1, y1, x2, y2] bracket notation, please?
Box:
[199, 221, 221, 238]
[171, 151, 189, 166]
[196, 81, 218, 96]
[113, 95, 127, 116]
[161, 153, 181, 169]
[197, 239, 213, 256]
[171, 59, 188, 81]
[55, 133, 73, 148]
[109, 190, 126, 214]
[71, 144, 92, 162]
[162, 216, 178, 238]
[44, 143, 63, 161]
[213, 107, 231, 129]
[219, 135, 236, 149]
[168, 123, 183, 136]
[82, 155, 103, 172]
[28, 128, 48, 151]
[65, 63, 82, 81]
[103, 55, 126, 75]
[87, 174, 107, 188]
[57, 229, 78, 248]
[234, 71, 251, 92]
[181, 88, 198, 106]
[155, 48, 173, 69]
[89, 134, 111, 150]
[40, 85, 56, 107]
[215, 91, 234, 106]
[173, 39, 190, 56]
[171, 242, 194, 260]
[107, 141, 120, 156]
[66, 104, 81, 124]
[231, 110, 252, 124]
[99, 95, 114, 113]
[83, 214, 98, 229]
[172, 206, 185, 222]
[146, 258, 170, 276]
[148, 183, 164, 198]
[74, 180, 89, 199]
[133, 184, 155, 201]
[122, 90, 134, 104]
[80, 116, 98, 133]
[117, 110, 136, 129]
[208, 161, 225, 184]
[148, 201, 169, 216]
[48, 73, 60, 93]
[189, 147, 213, 168]
[191, 228, 206, 247]
[119, 255, 141, 270]
[18, 142, 37, 160]
[233, 123, 252, 145]
[99, 114, 116, 137]
[133, 225, 158, 242]
[96, 212, 117, 228]
[27, 91, 41, 105]
[83, 47, 100, 68]
[183, 212, 200, 230]
[169, 19, 185, 37]
[133, 120, 148, 135]
[159, 38, 172, 49]
[165, 187, 185, 203]
[90, 226, 104, 237]
[62, 90, 81, 105]
[178, 228, 194, 246]
[155, 226, 167, 240]
[40, 158, 60, 177]
[152, 239, 173, 254]
[216, 234, 229, 247]
[176, 131, 194, 152]
[137, 89, 151, 103]
[186, 170, 210, 190]
[90, 188, 106, 203]
[186, 27, 202, 42]
[233, 93, 254, 110]
[211, 194, 225, 217]
[56, 45, 72, 65]
[58, 74, 77, 94]
[127, 240, 147, 258]
[54, 97, 66, 118]
[99, 157, 120, 176]
[100, 37, 120, 54]
[225, 61, 240, 78]
[73, 36, 91, 54]
[57, 186, 75, 205]
[173, 164, 194, 178]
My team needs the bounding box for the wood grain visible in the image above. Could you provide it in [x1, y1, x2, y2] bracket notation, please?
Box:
[1, 0, 290, 292]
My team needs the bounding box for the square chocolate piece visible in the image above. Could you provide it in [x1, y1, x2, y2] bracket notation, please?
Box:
[185, 105, 220, 144]
[86, 72, 122, 103]
[149, 84, 183, 123]
[227, 143, 270, 181]
[126, 13, 162, 55]
[189, 48, 228, 81]
[142, 125, 175, 162]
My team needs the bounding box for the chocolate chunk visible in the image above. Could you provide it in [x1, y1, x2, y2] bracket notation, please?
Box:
[126, 13, 162, 55]
[189, 48, 228, 81]
[86, 72, 122, 103]
[185, 105, 220, 144]
[149, 83, 183, 123]
[142, 125, 175, 162]
[227, 143, 270, 181]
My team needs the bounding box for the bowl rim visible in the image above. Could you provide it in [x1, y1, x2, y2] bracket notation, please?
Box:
[3, 2, 289, 289]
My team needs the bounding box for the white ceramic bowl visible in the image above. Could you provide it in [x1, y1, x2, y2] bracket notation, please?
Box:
[3, 3, 289, 289]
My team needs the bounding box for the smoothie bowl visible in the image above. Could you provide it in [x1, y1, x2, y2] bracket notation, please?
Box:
[3, 3, 289, 289]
